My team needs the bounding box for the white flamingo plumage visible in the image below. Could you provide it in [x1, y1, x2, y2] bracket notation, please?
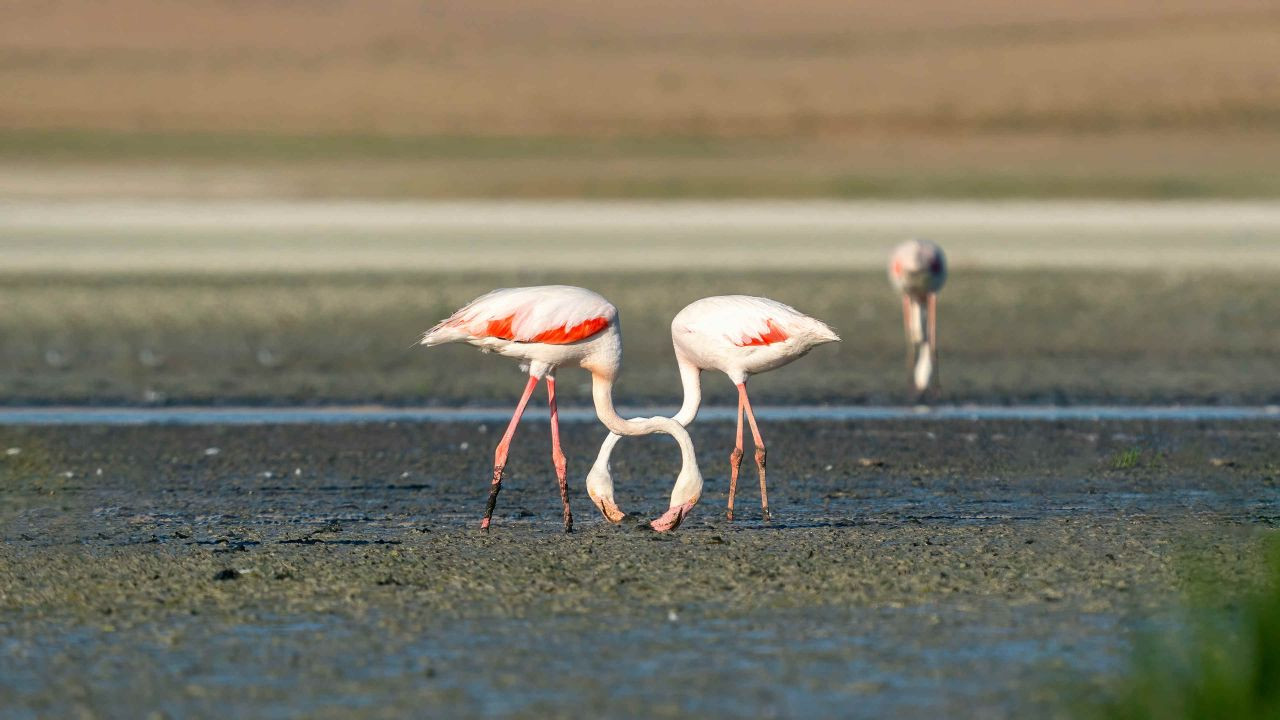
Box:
[888, 239, 947, 397]
[421, 285, 703, 533]
[585, 295, 839, 523]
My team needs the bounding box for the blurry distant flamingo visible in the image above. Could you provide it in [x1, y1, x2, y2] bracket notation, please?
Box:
[420, 286, 702, 533]
[585, 296, 839, 522]
[889, 239, 947, 397]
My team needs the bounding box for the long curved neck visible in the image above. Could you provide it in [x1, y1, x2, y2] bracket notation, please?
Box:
[591, 372, 674, 438]
[591, 372, 699, 467]
[906, 294, 927, 345]
[672, 356, 702, 427]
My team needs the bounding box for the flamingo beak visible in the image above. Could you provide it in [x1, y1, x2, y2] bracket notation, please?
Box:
[586, 456, 627, 523]
[591, 495, 627, 523]
[650, 501, 697, 533]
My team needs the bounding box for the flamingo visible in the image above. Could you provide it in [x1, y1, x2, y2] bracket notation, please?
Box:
[889, 239, 947, 397]
[420, 285, 703, 533]
[584, 295, 839, 523]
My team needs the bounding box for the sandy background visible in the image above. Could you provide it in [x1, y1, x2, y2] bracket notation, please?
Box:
[3, 0, 1279, 199]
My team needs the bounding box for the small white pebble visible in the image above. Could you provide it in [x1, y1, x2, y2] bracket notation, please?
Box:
[667, 609, 679, 623]
[400, 471, 411, 478]
[459, 442, 469, 451]
[824, 464, 833, 471]
[96, 468, 103, 476]
[477, 424, 488, 434]
[294, 468, 302, 476]
[61, 471, 75, 478]
[5, 447, 20, 456]
[204, 447, 221, 456]
[261, 471, 274, 478]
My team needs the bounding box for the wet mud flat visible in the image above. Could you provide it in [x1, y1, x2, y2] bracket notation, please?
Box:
[4, 268, 1280, 407]
[2, 418, 1278, 718]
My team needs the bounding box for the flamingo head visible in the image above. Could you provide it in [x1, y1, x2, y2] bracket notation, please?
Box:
[889, 238, 948, 297]
[585, 459, 626, 523]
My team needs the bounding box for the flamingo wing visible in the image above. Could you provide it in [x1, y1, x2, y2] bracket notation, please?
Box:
[673, 295, 838, 348]
[421, 285, 616, 347]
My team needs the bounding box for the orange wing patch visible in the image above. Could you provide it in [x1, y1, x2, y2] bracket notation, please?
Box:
[478, 315, 610, 344]
[484, 316, 516, 339]
[531, 316, 610, 344]
[738, 319, 789, 346]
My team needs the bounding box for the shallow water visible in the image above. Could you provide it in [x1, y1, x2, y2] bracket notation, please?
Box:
[0, 604, 1122, 719]
[1, 404, 1278, 426]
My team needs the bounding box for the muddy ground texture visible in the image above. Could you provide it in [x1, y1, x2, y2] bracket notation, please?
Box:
[2, 418, 1277, 718]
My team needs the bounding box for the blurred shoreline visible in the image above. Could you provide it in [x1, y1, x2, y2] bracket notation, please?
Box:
[4, 129, 1279, 201]
[4, 199, 1280, 273]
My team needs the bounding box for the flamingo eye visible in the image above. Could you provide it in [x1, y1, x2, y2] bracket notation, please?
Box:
[929, 256, 943, 274]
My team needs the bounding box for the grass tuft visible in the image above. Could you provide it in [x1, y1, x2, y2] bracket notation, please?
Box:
[1079, 537, 1280, 720]
[1112, 447, 1142, 470]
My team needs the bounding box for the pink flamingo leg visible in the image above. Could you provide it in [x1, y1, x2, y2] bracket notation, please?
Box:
[726, 386, 745, 521]
[546, 376, 573, 533]
[739, 382, 770, 521]
[482, 374, 540, 531]
[927, 292, 940, 394]
[902, 294, 915, 385]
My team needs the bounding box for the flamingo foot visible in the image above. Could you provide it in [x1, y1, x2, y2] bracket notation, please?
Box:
[650, 502, 696, 533]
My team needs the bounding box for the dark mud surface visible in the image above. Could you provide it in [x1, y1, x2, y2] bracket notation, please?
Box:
[2, 418, 1279, 718]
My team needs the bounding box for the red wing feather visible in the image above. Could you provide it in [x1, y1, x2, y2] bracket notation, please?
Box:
[484, 316, 516, 339]
[737, 319, 790, 346]
[477, 314, 609, 344]
[530, 317, 611, 344]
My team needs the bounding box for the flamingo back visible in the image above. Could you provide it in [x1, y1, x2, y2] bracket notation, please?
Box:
[421, 285, 617, 347]
[671, 295, 839, 380]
